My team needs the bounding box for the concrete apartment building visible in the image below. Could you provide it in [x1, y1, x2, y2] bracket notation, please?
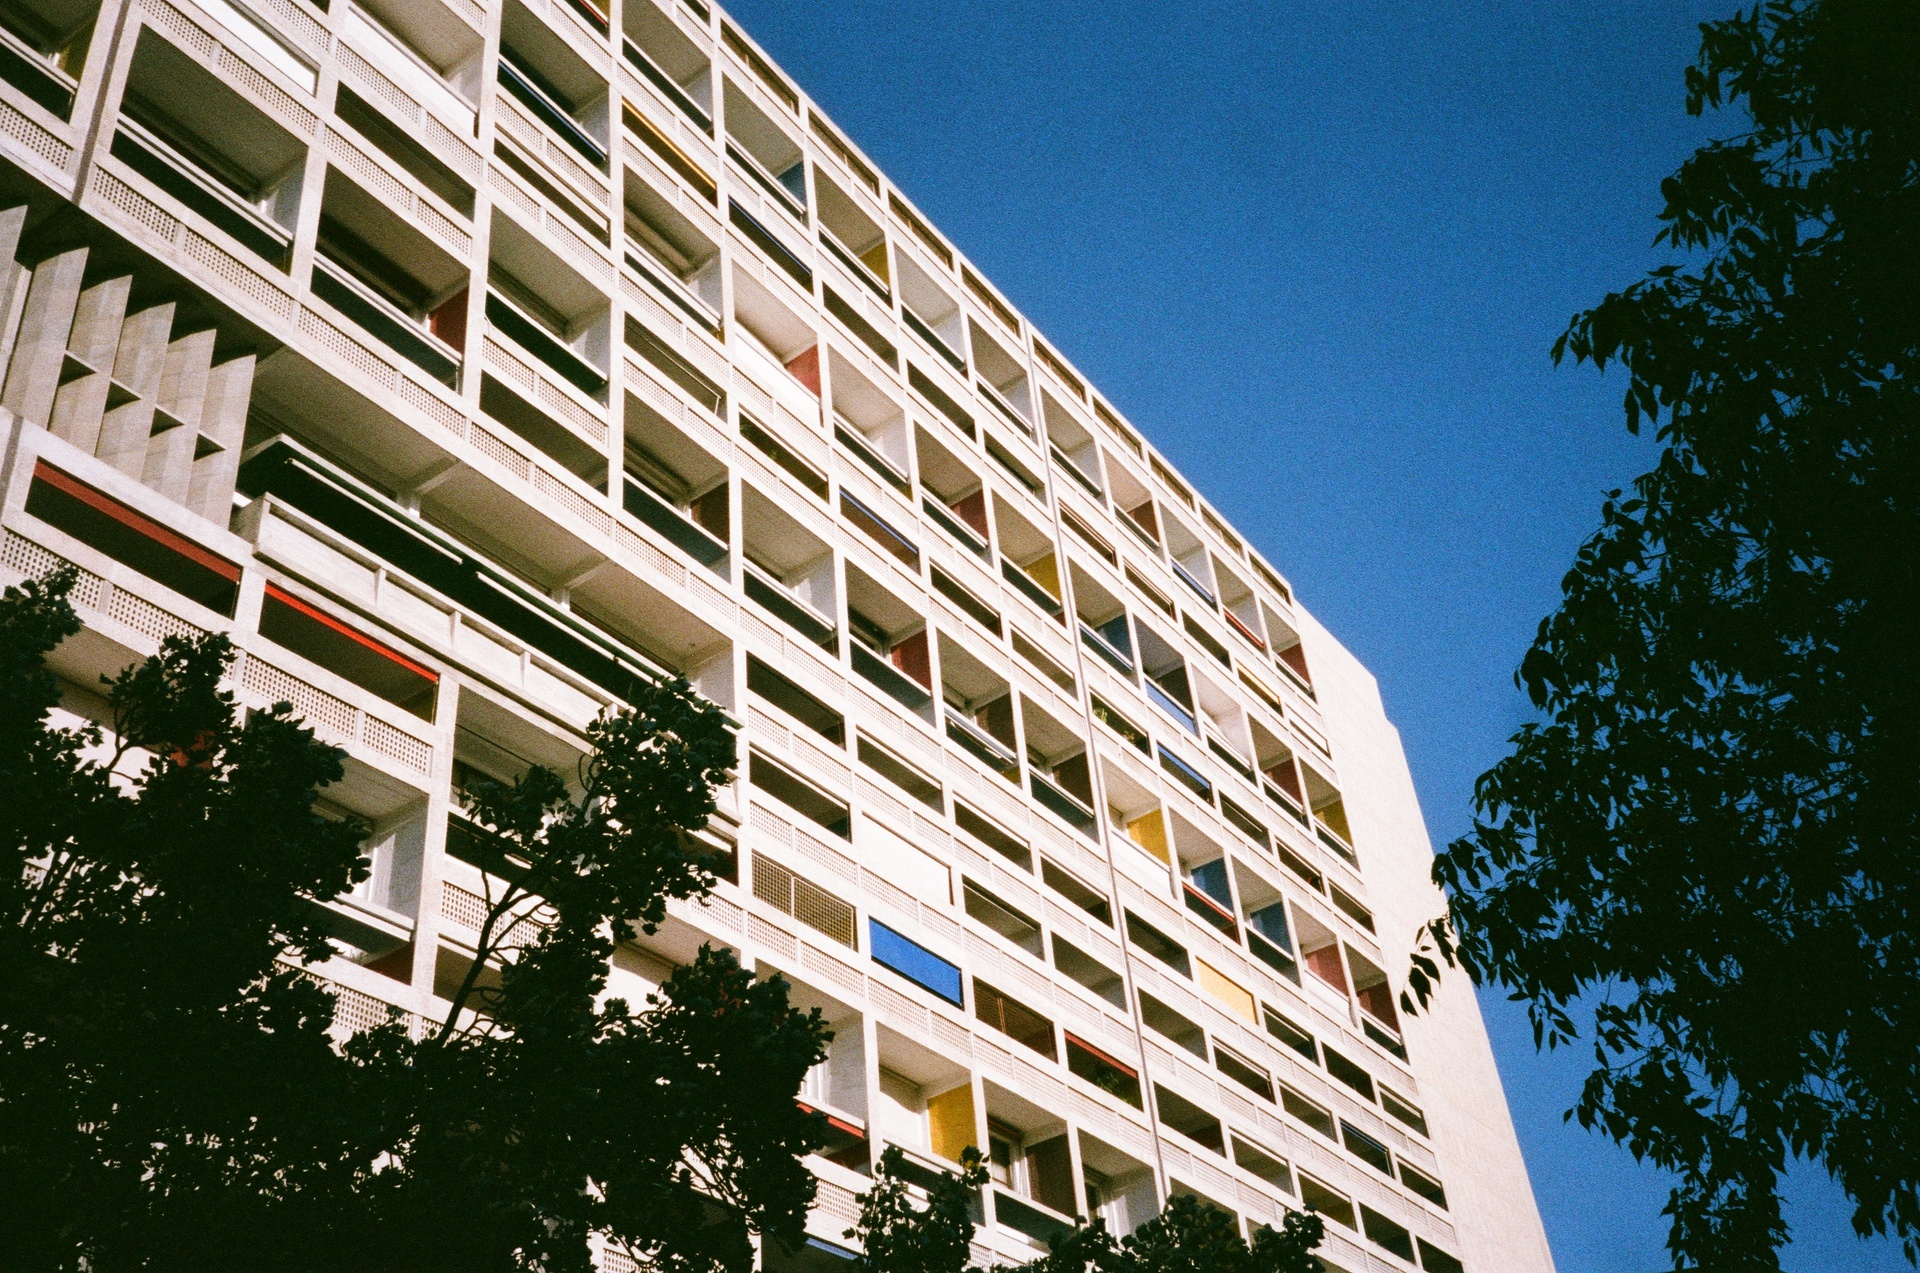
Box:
[0, 0, 1552, 1269]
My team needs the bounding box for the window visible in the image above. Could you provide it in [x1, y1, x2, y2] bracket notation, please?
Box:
[25, 464, 240, 614]
[1263, 1008, 1318, 1063]
[1153, 1085, 1224, 1155]
[1051, 936, 1124, 1008]
[1297, 1174, 1354, 1230]
[1138, 992, 1206, 1059]
[963, 880, 1043, 959]
[1212, 1044, 1273, 1102]
[1230, 1136, 1293, 1194]
[1399, 1162, 1448, 1209]
[1041, 860, 1110, 924]
[1418, 1240, 1466, 1273]
[1381, 1088, 1430, 1137]
[955, 802, 1031, 871]
[259, 585, 438, 719]
[1323, 1047, 1377, 1102]
[1124, 911, 1190, 978]
[868, 919, 962, 1006]
[974, 980, 1055, 1058]
[858, 736, 943, 810]
[747, 655, 843, 743]
[1065, 1034, 1141, 1108]
[749, 751, 850, 838]
[1360, 1205, 1415, 1263]
[1341, 1121, 1394, 1176]
[1279, 1085, 1335, 1140]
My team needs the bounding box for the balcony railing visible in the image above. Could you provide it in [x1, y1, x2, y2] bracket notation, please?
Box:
[110, 119, 292, 265]
[1248, 930, 1301, 984]
[834, 418, 910, 495]
[819, 227, 889, 303]
[1001, 559, 1063, 619]
[850, 642, 934, 714]
[1316, 822, 1359, 865]
[946, 711, 1019, 775]
[622, 38, 712, 135]
[1158, 743, 1213, 801]
[726, 141, 806, 223]
[921, 497, 988, 558]
[1224, 607, 1267, 651]
[1050, 446, 1103, 500]
[486, 291, 607, 400]
[901, 306, 967, 374]
[1182, 882, 1239, 941]
[728, 199, 812, 290]
[311, 257, 462, 387]
[1119, 507, 1161, 553]
[1145, 678, 1198, 736]
[497, 53, 607, 169]
[1078, 624, 1133, 678]
[0, 23, 77, 118]
[624, 247, 721, 337]
[976, 378, 1031, 437]
[742, 561, 837, 652]
[1030, 771, 1097, 836]
[622, 477, 727, 567]
[840, 490, 921, 570]
[1264, 779, 1310, 827]
[1207, 736, 1256, 784]
[1170, 558, 1217, 609]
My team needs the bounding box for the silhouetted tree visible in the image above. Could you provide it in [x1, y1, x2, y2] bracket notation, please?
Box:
[0, 570, 829, 1271]
[1408, 2, 1920, 1268]
[847, 1147, 1323, 1273]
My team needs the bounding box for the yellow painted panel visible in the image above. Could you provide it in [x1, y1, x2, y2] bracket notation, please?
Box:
[927, 1083, 977, 1163]
[1127, 811, 1169, 864]
[1197, 959, 1257, 1023]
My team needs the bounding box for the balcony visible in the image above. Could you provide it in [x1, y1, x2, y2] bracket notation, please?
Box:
[729, 198, 812, 291]
[1145, 678, 1198, 736]
[1170, 557, 1217, 609]
[1030, 771, 1096, 835]
[313, 169, 471, 387]
[497, 48, 607, 170]
[723, 75, 806, 220]
[840, 490, 921, 572]
[744, 560, 836, 652]
[485, 290, 605, 400]
[313, 258, 462, 387]
[1002, 558, 1064, 620]
[109, 108, 295, 266]
[623, 37, 711, 136]
[946, 710, 1018, 776]
[623, 477, 726, 567]
[0, 7, 83, 119]
[240, 437, 675, 704]
[923, 497, 988, 557]
[1180, 888, 1239, 944]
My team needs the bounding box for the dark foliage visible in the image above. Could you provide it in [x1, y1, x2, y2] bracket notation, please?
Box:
[846, 1149, 1322, 1273]
[0, 570, 830, 1271]
[1408, 2, 1920, 1268]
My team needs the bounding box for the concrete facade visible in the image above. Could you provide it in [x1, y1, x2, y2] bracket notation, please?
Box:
[0, 0, 1550, 1268]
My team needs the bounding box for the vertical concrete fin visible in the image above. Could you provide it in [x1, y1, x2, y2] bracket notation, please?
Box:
[49, 273, 133, 453]
[1, 247, 89, 427]
[95, 301, 173, 477]
[186, 353, 254, 521]
[144, 328, 217, 501]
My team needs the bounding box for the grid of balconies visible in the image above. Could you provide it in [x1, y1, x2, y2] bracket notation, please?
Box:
[0, 2, 1474, 1272]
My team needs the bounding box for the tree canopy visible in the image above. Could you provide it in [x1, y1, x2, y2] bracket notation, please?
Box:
[847, 1147, 1324, 1273]
[0, 569, 829, 1271]
[1409, 1, 1920, 1268]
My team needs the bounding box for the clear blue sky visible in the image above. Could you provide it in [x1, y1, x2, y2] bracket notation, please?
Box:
[719, 2, 1902, 1269]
